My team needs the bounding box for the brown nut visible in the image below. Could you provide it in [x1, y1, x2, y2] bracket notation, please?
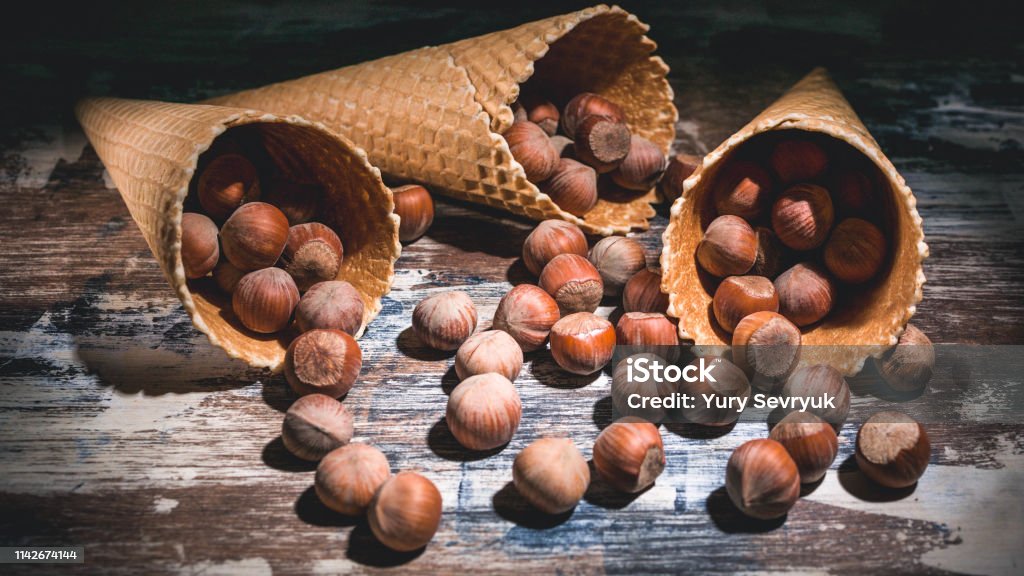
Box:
[769, 139, 829, 184]
[232, 267, 300, 333]
[771, 184, 835, 251]
[539, 253, 604, 314]
[751, 227, 786, 279]
[315, 443, 390, 516]
[775, 262, 835, 327]
[523, 97, 560, 136]
[832, 168, 874, 215]
[282, 393, 354, 461]
[280, 222, 344, 291]
[677, 357, 750, 426]
[492, 285, 561, 353]
[593, 420, 666, 493]
[697, 215, 758, 278]
[611, 353, 677, 423]
[623, 268, 670, 314]
[549, 312, 615, 375]
[732, 311, 802, 392]
[713, 160, 774, 221]
[713, 275, 779, 334]
[780, 364, 851, 429]
[261, 176, 320, 225]
[610, 135, 667, 191]
[392, 184, 435, 243]
[512, 437, 590, 514]
[213, 260, 245, 294]
[446, 373, 521, 451]
[284, 328, 363, 398]
[573, 115, 632, 174]
[769, 411, 839, 484]
[561, 92, 625, 137]
[220, 201, 290, 271]
[181, 212, 220, 279]
[874, 324, 934, 393]
[855, 411, 930, 488]
[368, 471, 443, 552]
[522, 219, 588, 276]
[295, 280, 364, 335]
[659, 153, 701, 204]
[411, 291, 478, 351]
[725, 438, 801, 520]
[197, 153, 259, 221]
[615, 312, 678, 349]
[541, 158, 598, 216]
[454, 330, 524, 382]
[824, 218, 886, 284]
[505, 120, 560, 182]
[589, 236, 647, 297]
[549, 135, 574, 158]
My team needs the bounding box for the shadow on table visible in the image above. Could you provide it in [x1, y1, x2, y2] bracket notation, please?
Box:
[591, 396, 614, 430]
[261, 373, 298, 413]
[706, 486, 787, 533]
[583, 463, 647, 510]
[427, 417, 508, 461]
[262, 436, 317, 473]
[530, 351, 602, 389]
[396, 327, 456, 362]
[836, 454, 918, 502]
[347, 522, 425, 567]
[492, 481, 574, 529]
[294, 485, 360, 528]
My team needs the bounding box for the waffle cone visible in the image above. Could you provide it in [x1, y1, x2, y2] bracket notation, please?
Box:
[76, 97, 401, 370]
[661, 68, 928, 375]
[207, 4, 676, 235]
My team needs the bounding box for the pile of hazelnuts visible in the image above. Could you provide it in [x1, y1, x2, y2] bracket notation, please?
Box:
[505, 92, 668, 215]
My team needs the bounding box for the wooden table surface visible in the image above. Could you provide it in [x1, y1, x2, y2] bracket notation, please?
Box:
[1, 2, 1022, 574]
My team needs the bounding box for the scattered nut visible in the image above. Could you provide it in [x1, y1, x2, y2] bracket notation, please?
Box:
[446, 373, 521, 450]
[775, 262, 835, 326]
[213, 260, 245, 294]
[392, 184, 435, 243]
[780, 364, 851, 429]
[506, 120, 560, 183]
[659, 153, 701, 204]
[615, 312, 678, 352]
[220, 201, 290, 271]
[725, 438, 800, 520]
[771, 184, 835, 251]
[593, 420, 666, 493]
[295, 280, 364, 335]
[824, 218, 886, 283]
[412, 291, 478, 351]
[561, 92, 625, 137]
[769, 139, 829, 184]
[522, 219, 588, 277]
[610, 135, 666, 191]
[282, 393, 354, 461]
[623, 268, 670, 314]
[750, 227, 785, 279]
[589, 236, 647, 297]
[232, 267, 300, 333]
[677, 356, 750, 426]
[285, 328, 363, 398]
[697, 215, 758, 278]
[732, 311, 802, 392]
[454, 330, 524, 382]
[539, 253, 604, 314]
[523, 98, 560, 136]
[874, 324, 934, 393]
[197, 153, 259, 221]
[611, 354, 677, 423]
[769, 411, 838, 484]
[549, 312, 616, 375]
[855, 411, 930, 488]
[713, 160, 774, 221]
[492, 284, 561, 352]
[713, 275, 780, 334]
[181, 212, 220, 279]
[368, 471, 443, 552]
[512, 437, 590, 514]
[573, 115, 631, 174]
[315, 443, 390, 516]
[280, 222, 344, 291]
[541, 158, 598, 216]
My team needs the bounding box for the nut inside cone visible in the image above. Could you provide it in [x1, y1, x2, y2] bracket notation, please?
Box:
[184, 122, 397, 369]
[670, 129, 919, 371]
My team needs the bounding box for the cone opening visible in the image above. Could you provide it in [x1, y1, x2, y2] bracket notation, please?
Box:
[676, 129, 915, 349]
[183, 120, 397, 367]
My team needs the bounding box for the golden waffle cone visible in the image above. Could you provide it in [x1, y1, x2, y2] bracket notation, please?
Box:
[207, 4, 676, 235]
[661, 68, 928, 375]
[76, 97, 401, 370]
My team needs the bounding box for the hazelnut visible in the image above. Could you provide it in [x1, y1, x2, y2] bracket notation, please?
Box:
[220, 202, 290, 271]
[282, 393, 354, 461]
[262, 176, 320, 225]
[573, 115, 632, 174]
[392, 184, 435, 243]
[726, 438, 801, 520]
[712, 161, 774, 221]
[732, 311, 801, 392]
[659, 153, 701, 204]
[712, 275, 779, 334]
[696, 215, 758, 278]
[181, 212, 220, 279]
[549, 312, 615, 375]
[505, 120, 560, 183]
[769, 411, 838, 483]
[589, 236, 647, 296]
[771, 184, 835, 251]
[561, 92, 625, 137]
[197, 153, 259, 221]
[512, 437, 590, 514]
[677, 357, 750, 426]
[524, 97, 560, 136]
[549, 135, 574, 158]
[522, 219, 588, 276]
[611, 354, 677, 423]
[315, 443, 390, 516]
[780, 364, 851, 429]
[411, 291, 478, 351]
[610, 135, 667, 191]
[232, 267, 299, 333]
[368, 471, 443, 552]
[615, 312, 678, 351]
[775, 262, 835, 326]
[832, 169, 874, 215]
[455, 330, 524, 382]
[769, 139, 829, 184]
[751, 227, 785, 279]
[539, 253, 604, 314]
[855, 411, 930, 488]
[874, 324, 934, 393]
[622, 268, 670, 314]
[284, 329, 363, 398]
[213, 260, 245, 294]
[280, 222, 344, 291]
[541, 158, 598, 217]
[593, 420, 666, 493]
[446, 373, 521, 451]
[295, 280, 364, 335]
[512, 102, 527, 123]
[492, 285, 560, 352]
[824, 218, 886, 284]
